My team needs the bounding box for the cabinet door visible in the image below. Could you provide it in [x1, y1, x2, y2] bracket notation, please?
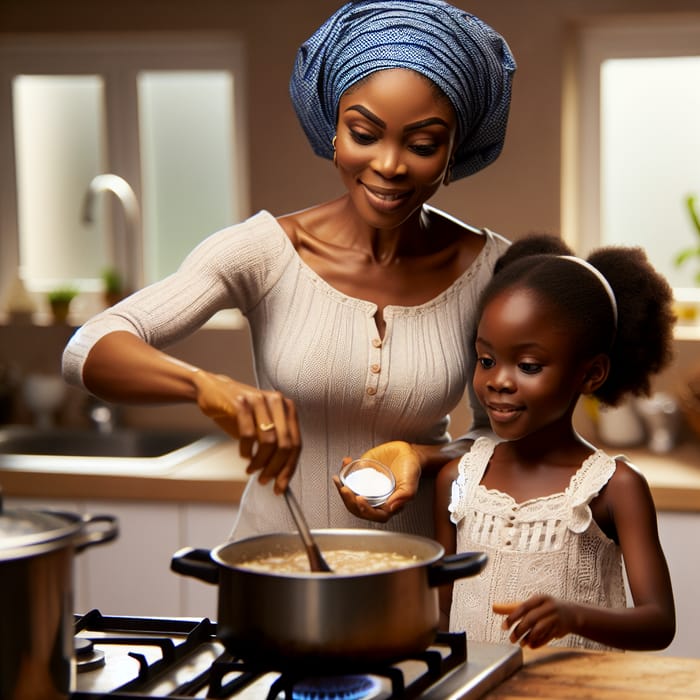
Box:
[657, 511, 700, 658]
[82, 500, 180, 617]
[179, 503, 238, 619]
[5, 495, 237, 618]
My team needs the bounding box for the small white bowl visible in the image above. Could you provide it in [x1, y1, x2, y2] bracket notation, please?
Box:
[339, 458, 396, 507]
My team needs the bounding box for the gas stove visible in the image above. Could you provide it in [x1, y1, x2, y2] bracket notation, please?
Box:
[70, 610, 522, 699]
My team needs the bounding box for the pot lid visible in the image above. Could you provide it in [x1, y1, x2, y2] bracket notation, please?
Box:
[0, 490, 79, 560]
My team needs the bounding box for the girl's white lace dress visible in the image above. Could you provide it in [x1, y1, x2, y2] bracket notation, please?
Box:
[449, 436, 627, 650]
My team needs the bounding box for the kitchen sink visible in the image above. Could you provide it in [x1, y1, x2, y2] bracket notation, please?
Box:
[0, 425, 223, 474]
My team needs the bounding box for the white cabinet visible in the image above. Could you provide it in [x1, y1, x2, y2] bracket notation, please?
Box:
[179, 502, 238, 618]
[657, 511, 700, 658]
[5, 496, 237, 619]
[80, 501, 181, 616]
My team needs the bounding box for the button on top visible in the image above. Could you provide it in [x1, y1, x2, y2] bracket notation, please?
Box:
[372, 338, 382, 348]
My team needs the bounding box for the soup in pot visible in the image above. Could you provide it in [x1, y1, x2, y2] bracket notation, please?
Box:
[236, 549, 419, 575]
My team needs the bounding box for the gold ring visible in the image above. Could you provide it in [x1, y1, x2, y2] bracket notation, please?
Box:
[258, 422, 275, 432]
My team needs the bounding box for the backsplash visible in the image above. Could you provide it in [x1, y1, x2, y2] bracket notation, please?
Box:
[1, 319, 699, 446]
[0, 321, 256, 431]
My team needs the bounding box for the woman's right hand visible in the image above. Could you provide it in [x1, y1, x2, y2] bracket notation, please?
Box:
[192, 370, 301, 494]
[80, 331, 301, 494]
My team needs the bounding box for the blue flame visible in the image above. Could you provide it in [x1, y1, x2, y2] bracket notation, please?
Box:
[291, 674, 378, 700]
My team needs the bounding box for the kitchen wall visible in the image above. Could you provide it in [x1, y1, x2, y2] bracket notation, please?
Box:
[1, 0, 700, 437]
[3, 0, 700, 240]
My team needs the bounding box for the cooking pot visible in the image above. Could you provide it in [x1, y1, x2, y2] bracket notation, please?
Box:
[171, 528, 486, 671]
[0, 494, 118, 700]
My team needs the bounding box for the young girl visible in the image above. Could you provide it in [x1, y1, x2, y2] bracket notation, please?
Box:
[434, 234, 676, 651]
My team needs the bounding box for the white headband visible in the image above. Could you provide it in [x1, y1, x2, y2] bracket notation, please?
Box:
[560, 255, 618, 329]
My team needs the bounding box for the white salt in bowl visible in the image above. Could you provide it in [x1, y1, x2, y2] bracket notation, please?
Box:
[339, 458, 396, 507]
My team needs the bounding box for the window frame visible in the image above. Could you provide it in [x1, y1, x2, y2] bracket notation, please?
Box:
[563, 15, 700, 285]
[0, 32, 249, 307]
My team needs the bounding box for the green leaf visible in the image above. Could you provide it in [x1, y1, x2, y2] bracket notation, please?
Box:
[686, 194, 700, 239]
[674, 247, 700, 267]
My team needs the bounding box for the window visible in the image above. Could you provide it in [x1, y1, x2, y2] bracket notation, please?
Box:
[564, 18, 700, 296]
[0, 34, 248, 315]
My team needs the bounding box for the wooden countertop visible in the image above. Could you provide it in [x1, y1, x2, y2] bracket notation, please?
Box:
[484, 646, 700, 699]
[1, 435, 700, 510]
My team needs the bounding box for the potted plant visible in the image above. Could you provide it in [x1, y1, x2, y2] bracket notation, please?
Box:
[47, 286, 79, 324]
[101, 267, 125, 307]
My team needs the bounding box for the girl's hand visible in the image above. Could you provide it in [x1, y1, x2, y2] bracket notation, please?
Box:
[192, 370, 301, 494]
[494, 595, 576, 648]
[332, 441, 421, 522]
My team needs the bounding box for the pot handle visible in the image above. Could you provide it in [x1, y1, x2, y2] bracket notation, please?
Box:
[74, 514, 119, 553]
[170, 547, 219, 585]
[427, 551, 488, 588]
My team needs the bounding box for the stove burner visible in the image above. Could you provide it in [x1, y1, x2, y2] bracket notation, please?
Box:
[74, 636, 106, 673]
[291, 675, 379, 700]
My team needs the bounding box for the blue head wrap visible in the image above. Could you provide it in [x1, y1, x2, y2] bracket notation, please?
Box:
[290, 0, 516, 180]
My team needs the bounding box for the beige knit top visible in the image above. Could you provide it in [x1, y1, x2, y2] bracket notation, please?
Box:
[63, 209, 509, 540]
[449, 437, 627, 650]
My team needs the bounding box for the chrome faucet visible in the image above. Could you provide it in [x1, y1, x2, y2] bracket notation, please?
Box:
[82, 174, 142, 292]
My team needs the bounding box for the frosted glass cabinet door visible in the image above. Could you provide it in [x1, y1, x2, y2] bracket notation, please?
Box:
[13, 75, 108, 289]
[138, 71, 236, 284]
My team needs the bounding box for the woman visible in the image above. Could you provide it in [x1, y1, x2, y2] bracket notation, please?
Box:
[62, 0, 516, 540]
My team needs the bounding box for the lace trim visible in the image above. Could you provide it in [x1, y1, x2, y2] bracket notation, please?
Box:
[449, 436, 493, 524]
[567, 450, 617, 533]
[448, 438, 617, 541]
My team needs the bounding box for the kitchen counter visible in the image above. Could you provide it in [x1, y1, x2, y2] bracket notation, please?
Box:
[618, 441, 700, 511]
[0, 435, 250, 503]
[483, 646, 700, 699]
[1, 434, 699, 510]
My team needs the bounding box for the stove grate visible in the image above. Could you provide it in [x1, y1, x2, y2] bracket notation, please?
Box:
[72, 610, 220, 699]
[208, 631, 468, 700]
[70, 611, 468, 700]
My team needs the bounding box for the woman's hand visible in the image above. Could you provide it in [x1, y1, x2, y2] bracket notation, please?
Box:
[493, 596, 576, 648]
[192, 370, 301, 494]
[332, 441, 421, 522]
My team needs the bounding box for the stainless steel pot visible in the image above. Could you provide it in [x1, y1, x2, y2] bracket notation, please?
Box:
[171, 528, 486, 671]
[0, 494, 118, 700]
